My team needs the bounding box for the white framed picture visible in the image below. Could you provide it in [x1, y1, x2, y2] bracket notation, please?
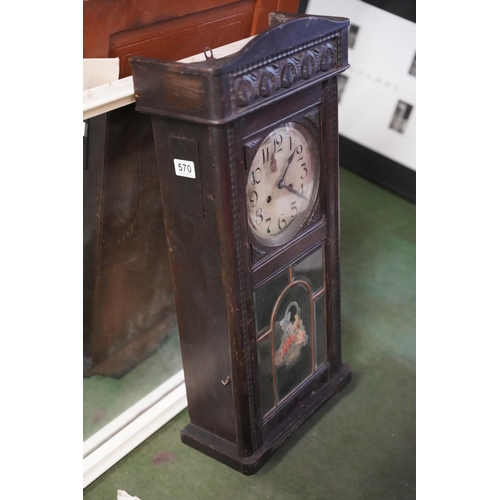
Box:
[305, 0, 416, 200]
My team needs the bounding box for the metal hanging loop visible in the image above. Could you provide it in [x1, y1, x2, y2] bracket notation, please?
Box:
[204, 47, 214, 60]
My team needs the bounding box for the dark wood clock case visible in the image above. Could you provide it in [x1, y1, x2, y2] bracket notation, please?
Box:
[130, 13, 351, 474]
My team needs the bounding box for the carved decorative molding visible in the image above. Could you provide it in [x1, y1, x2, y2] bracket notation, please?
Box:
[244, 139, 261, 168]
[309, 199, 323, 225]
[231, 36, 339, 109]
[305, 108, 321, 132]
[250, 244, 267, 264]
[227, 127, 258, 449]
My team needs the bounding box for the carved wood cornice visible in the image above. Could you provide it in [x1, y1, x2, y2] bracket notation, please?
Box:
[231, 36, 340, 109]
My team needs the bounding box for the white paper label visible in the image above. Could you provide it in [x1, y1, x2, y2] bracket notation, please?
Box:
[174, 159, 196, 179]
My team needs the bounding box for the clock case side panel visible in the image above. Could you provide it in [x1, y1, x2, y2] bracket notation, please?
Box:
[323, 76, 343, 376]
[204, 122, 264, 457]
[150, 117, 247, 449]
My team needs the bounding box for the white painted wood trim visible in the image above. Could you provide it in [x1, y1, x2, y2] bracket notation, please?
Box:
[83, 58, 120, 91]
[83, 76, 135, 120]
[83, 378, 187, 488]
[83, 370, 185, 458]
[83, 36, 254, 120]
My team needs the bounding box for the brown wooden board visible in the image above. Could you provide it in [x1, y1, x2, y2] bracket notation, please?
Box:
[84, 0, 242, 58]
[109, 1, 255, 78]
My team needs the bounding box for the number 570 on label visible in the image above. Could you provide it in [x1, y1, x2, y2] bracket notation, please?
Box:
[174, 159, 196, 179]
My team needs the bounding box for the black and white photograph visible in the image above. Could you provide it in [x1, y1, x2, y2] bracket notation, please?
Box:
[389, 100, 413, 133]
[348, 24, 359, 48]
[409, 52, 416, 76]
[338, 74, 348, 102]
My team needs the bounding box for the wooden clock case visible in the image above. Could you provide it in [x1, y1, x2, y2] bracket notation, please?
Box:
[130, 13, 351, 474]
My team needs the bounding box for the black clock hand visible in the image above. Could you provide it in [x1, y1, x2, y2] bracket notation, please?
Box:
[278, 149, 296, 188]
[282, 183, 308, 201]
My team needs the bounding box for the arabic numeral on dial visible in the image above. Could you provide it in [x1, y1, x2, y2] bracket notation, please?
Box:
[290, 201, 297, 218]
[300, 163, 308, 179]
[262, 147, 270, 163]
[249, 190, 258, 207]
[278, 214, 287, 231]
[251, 167, 262, 185]
[274, 134, 283, 153]
[265, 217, 272, 234]
[255, 207, 263, 225]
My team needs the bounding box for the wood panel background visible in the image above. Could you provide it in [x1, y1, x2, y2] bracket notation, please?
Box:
[109, 1, 255, 78]
[84, 0, 301, 62]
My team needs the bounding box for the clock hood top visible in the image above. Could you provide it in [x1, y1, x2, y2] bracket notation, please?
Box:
[130, 14, 350, 125]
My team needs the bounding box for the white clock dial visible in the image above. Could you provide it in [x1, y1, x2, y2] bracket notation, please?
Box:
[246, 122, 319, 246]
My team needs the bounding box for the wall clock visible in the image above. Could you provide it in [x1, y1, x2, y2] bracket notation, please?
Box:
[130, 12, 351, 474]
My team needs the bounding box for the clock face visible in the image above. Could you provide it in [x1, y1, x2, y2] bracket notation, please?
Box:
[246, 122, 319, 246]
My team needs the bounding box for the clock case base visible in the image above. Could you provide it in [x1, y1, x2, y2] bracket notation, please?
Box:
[180, 363, 351, 475]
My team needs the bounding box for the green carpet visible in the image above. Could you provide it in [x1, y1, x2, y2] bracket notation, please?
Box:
[84, 168, 416, 499]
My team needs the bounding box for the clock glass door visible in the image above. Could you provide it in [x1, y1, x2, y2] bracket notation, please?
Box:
[255, 245, 326, 418]
[246, 122, 319, 247]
